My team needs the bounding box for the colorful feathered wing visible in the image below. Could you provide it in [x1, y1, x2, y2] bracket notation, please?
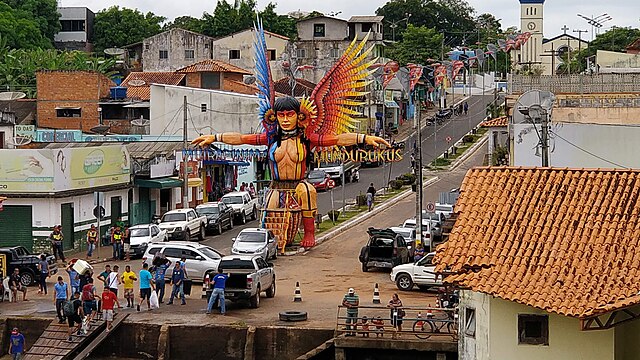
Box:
[301, 34, 377, 137]
[253, 18, 276, 141]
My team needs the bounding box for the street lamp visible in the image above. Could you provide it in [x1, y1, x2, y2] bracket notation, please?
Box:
[386, 13, 411, 42]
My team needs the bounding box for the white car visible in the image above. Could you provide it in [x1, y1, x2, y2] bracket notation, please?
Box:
[142, 242, 223, 282]
[128, 224, 167, 258]
[401, 218, 433, 250]
[159, 208, 207, 241]
[231, 228, 278, 261]
[390, 252, 442, 291]
[221, 191, 258, 225]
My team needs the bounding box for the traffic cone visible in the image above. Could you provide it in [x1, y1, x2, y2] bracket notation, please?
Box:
[372, 283, 381, 304]
[427, 304, 433, 318]
[202, 274, 210, 299]
[293, 281, 303, 302]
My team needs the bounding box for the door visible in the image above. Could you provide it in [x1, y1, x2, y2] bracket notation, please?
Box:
[137, 187, 151, 225]
[0, 205, 32, 250]
[61, 203, 74, 249]
[414, 254, 437, 285]
[110, 196, 122, 227]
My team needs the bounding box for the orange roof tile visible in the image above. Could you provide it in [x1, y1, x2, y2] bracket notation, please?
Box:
[273, 77, 316, 97]
[480, 116, 508, 127]
[434, 167, 640, 319]
[176, 60, 250, 75]
[121, 72, 185, 100]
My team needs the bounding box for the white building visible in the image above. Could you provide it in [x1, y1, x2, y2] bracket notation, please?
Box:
[435, 167, 640, 360]
[54, 7, 95, 52]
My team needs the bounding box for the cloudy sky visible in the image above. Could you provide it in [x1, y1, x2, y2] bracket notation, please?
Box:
[60, 0, 638, 41]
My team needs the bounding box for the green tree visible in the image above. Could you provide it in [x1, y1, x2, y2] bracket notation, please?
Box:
[260, 3, 297, 39]
[386, 25, 443, 65]
[0, 3, 51, 49]
[92, 6, 166, 53]
[567, 26, 640, 73]
[163, 16, 204, 33]
[4, 0, 60, 42]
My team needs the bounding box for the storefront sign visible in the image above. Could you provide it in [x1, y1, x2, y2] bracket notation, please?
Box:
[14, 125, 36, 140]
[83, 134, 143, 142]
[62, 145, 130, 190]
[179, 161, 199, 179]
[313, 147, 404, 164]
[36, 129, 82, 143]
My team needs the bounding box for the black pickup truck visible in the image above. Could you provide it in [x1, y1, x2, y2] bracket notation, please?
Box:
[0, 246, 58, 286]
[359, 228, 411, 272]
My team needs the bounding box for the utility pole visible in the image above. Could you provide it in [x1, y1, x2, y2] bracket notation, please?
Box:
[415, 91, 423, 247]
[541, 110, 549, 167]
[540, 44, 560, 74]
[182, 96, 189, 208]
[573, 29, 587, 53]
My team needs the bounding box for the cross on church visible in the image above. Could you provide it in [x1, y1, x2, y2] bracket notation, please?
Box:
[561, 25, 570, 35]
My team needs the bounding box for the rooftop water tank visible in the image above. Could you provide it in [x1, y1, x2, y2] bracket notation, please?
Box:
[110, 86, 127, 100]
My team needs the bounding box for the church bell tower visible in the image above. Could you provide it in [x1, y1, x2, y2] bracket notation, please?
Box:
[517, 0, 544, 67]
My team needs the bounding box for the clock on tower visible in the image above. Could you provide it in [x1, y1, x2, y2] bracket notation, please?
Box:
[527, 22, 536, 30]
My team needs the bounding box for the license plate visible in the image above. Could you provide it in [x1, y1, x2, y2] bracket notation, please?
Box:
[371, 261, 391, 268]
[225, 292, 232, 297]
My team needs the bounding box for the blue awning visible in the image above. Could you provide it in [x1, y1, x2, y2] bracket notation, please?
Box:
[203, 159, 250, 166]
[385, 100, 400, 109]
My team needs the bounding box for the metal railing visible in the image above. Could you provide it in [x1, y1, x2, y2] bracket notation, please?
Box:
[335, 305, 458, 341]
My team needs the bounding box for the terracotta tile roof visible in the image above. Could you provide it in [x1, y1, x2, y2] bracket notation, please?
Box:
[121, 72, 185, 100]
[480, 116, 508, 127]
[434, 167, 640, 319]
[273, 77, 317, 97]
[226, 80, 259, 96]
[626, 38, 640, 52]
[176, 60, 250, 74]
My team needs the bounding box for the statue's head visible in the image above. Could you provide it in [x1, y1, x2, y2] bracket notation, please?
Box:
[274, 96, 300, 131]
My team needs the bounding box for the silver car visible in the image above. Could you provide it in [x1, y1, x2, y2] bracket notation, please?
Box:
[142, 242, 223, 282]
[128, 224, 167, 258]
[231, 228, 278, 261]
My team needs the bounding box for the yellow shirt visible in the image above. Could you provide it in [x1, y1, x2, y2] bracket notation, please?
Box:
[122, 271, 137, 289]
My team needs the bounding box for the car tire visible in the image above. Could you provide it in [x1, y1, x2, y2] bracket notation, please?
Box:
[252, 207, 258, 220]
[266, 279, 276, 298]
[216, 223, 223, 235]
[279, 310, 308, 322]
[361, 263, 368, 272]
[396, 273, 414, 291]
[19, 270, 34, 287]
[250, 286, 260, 308]
[240, 212, 247, 225]
[228, 218, 233, 230]
[198, 226, 205, 241]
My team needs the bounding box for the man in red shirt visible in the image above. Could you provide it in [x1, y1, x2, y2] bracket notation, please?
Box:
[101, 287, 120, 331]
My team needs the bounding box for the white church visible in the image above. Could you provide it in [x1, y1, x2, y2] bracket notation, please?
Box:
[512, 0, 589, 75]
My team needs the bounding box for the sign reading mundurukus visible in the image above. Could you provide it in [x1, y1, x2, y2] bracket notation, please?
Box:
[313, 147, 404, 164]
[192, 19, 389, 251]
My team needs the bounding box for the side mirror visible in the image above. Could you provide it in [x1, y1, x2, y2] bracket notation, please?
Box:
[195, 256, 203, 261]
[232, 237, 236, 243]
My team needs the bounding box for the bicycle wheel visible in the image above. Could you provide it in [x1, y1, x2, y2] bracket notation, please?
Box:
[413, 320, 436, 339]
[447, 320, 459, 340]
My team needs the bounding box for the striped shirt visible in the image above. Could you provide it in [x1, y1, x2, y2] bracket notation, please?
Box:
[343, 293, 359, 315]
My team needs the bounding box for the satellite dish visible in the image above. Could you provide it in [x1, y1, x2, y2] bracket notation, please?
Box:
[128, 79, 146, 86]
[243, 75, 256, 85]
[90, 125, 110, 134]
[0, 92, 26, 101]
[10, 136, 32, 146]
[131, 118, 150, 127]
[513, 90, 555, 124]
[104, 48, 125, 56]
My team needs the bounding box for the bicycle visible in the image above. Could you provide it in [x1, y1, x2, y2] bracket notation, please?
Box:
[413, 310, 458, 340]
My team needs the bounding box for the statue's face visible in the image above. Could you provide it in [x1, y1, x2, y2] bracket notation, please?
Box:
[276, 110, 297, 131]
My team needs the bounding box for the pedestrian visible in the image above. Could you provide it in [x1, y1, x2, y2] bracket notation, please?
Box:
[53, 276, 69, 323]
[372, 316, 385, 337]
[463, 101, 468, 115]
[137, 263, 154, 311]
[49, 225, 66, 263]
[65, 291, 84, 342]
[249, 182, 256, 197]
[179, 256, 188, 277]
[9, 327, 25, 360]
[341, 288, 359, 336]
[366, 191, 374, 212]
[153, 258, 170, 303]
[387, 293, 404, 333]
[37, 254, 49, 295]
[121, 265, 137, 308]
[101, 286, 120, 332]
[167, 262, 185, 305]
[86, 225, 98, 259]
[107, 265, 121, 298]
[81, 278, 98, 322]
[122, 226, 131, 261]
[97, 265, 111, 288]
[111, 226, 123, 260]
[414, 243, 425, 262]
[9, 268, 27, 302]
[67, 263, 80, 295]
[79, 269, 93, 291]
[206, 268, 228, 315]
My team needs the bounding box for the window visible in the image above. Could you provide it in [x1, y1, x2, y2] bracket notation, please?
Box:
[313, 23, 326, 37]
[60, 20, 85, 32]
[201, 104, 207, 112]
[56, 108, 81, 118]
[159, 50, 168, 59]
[464, 308, 476, 337]
[148, 247, 161, 256]
[267, 49, 276, 61]
[330, 48, 340, 58]
[163, 248, 182, 259]
[145, 43, 150, 50]
[361, 23, 372, 32]
[518, 314, 549, 345]
[296, 48, 307, 59]
[151, 226, 159, 236]
[180, 249, 199, 260]
[204, 43, 209, 49]
[229, 50, 240, 59]
[185, 49, 194, 60]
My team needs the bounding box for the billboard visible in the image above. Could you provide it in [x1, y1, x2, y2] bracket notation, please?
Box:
[0, 145, 130, 193]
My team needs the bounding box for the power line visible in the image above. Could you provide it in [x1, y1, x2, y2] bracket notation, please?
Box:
[549, 130, 629, 168]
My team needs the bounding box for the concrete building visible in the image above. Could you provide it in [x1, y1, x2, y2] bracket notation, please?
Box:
[142, 28, 215, 72]
[212, 28, 290, 81]
[435, 167, 640, 360]
[53, 7, 95, 52]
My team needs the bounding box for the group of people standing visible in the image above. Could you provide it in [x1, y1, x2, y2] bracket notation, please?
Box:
[341, 288, 405, 337]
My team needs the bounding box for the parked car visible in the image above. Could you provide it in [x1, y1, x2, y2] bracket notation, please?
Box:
[142, 242, 223, 282]
[0, 246, 57, 286]
[196, 202, 234, 235]
[435, 203, 454, 219]
[390, 252, 442, 291]
[359, 228, 411, 272]
[421, 211, 446, 241]
[217, 255, 276, 308]
[307, 170, 333, 191]
[159, 208, 207, 241]
[401, 218, 433, 250]
[389, 226, 416, 256]
[231, 228, 278, 261]
[128, 224, 167, 258]
[221, 191, 258, 225]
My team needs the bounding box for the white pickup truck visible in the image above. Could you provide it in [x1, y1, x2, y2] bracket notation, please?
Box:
[390, 252, 442, 291]
[159, 208, 207, 241]
[221, 191, 258, 224]
[217, 255, 276, 308]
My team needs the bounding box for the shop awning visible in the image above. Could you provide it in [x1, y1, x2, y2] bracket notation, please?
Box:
[135, 177, 183, 189]
[384, 100, 400, 109]
[203, 159, 251, 166]
[186, 177, 203, 187]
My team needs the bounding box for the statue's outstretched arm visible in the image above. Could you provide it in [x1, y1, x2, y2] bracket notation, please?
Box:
[191, 133, 268, 147]
[307, 133, 390, 148]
